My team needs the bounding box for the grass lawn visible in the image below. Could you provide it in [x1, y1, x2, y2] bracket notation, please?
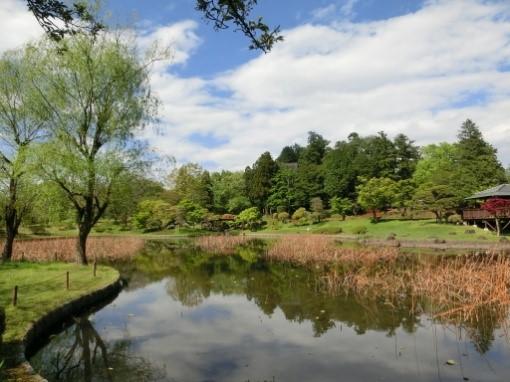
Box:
[259, 216, 499, 242]
[0, 262, 118, 343]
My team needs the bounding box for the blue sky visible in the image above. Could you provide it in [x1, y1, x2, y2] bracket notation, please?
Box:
[104, 0, 426, 77]
[2, 0, 510, 170]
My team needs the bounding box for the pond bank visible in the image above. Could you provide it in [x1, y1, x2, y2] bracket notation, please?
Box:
[0, 263, 122, 381]
[246, 232, 510, 251]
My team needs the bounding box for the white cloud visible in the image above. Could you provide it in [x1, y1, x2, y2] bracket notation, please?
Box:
[0, 0, 42, 53]
[137, 20, 202, 68]
[138, 0, 510, 170]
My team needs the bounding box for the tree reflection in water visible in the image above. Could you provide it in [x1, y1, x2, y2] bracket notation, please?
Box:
[122, 240, 503, 350]
[33, 315, 166, 381]
[33, 240, 510, 381]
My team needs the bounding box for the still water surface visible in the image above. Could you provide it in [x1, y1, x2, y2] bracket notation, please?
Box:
[31, 241, 510, 381]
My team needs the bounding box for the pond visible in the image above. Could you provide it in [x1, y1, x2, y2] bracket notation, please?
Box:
[30, 240, 510, 381]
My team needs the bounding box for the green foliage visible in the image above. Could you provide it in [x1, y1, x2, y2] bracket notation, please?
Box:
[356, 177, 399, 221]
[267, 166, 301, 212]
[33, 33, 156, 264]
[455, 119, 506, 195]
[244, 152, 278, 212]
[169, 163, 213, 209]
[292, 207, 307, 221]
[237, 207, 262, 230]
[210, 170, 249, 213]
[277, 212, 290, 223]
[134, 199, 175, 232]
[195, 0, 283, 52]
[277, 144, 302, 163]
[330, 197, 353, 220]
[177, 199, 208, 226]
[413, 183, 460, 223]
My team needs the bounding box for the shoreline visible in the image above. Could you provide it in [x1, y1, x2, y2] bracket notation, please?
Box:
[2, 275, 124, 382]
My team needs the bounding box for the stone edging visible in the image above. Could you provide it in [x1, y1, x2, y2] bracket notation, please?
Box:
[6, 275, 124, 381]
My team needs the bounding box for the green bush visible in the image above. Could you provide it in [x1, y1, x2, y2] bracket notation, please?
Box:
[351, 225, 368, 235]
[448, 214, 462, 224]
[277, 212, 290, 222]
[292, 207, 307, 220]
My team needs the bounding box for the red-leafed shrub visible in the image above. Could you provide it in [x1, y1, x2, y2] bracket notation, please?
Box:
[481, 198, 510, 216]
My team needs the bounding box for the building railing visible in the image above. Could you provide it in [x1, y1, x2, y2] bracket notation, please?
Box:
[462, 208, 510, 220]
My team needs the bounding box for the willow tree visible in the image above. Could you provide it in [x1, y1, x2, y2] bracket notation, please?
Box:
[36, 34, 156, 264]
[0, 46, 49, 262]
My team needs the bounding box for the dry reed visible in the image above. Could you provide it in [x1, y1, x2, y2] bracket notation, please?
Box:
[3, 236, 145, 262]
[265, 235, 510, 324]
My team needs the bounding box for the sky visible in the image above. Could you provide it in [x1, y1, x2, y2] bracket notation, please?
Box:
[2, 0, 510, 171]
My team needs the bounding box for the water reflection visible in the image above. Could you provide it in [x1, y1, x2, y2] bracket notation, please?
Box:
[31, 240, 510, 381]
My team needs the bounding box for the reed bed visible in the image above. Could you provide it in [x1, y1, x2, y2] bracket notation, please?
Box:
[194, 235, 255, 254]
[414, 253, 510, 323]
[193, 234, 510, 324]
[4, 236, 145, 262]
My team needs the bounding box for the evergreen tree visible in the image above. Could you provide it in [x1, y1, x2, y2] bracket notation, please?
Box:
[394, 134, 420, 180]
[277, 144, 302, 163]
[455, 119, 506, 194]
[244, 152, 278, 212]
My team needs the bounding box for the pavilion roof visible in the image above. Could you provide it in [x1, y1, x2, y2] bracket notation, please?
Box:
[465, 184, 510, 199]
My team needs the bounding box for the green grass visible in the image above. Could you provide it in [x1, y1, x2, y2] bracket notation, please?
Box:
[260, 216, 499, 242]
[0, 262, 118, 343]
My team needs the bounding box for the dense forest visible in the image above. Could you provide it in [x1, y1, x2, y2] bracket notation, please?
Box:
[32, 119, 505, 233]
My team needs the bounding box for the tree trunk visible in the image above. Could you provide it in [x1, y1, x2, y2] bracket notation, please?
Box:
[372, 209, 378, 222]
[2, 179, 20, 262]
[2, 225, 16, 262]
[496, 218, 501, 237]
[76, 225, 90, 265]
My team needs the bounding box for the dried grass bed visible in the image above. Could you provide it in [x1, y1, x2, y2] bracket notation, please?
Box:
[2, 237, 145, 262]
[196, 234, 510, 324]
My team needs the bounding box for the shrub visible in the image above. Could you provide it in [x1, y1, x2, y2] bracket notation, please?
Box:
[448, 214, 462, 224]
[292, 207, 307, 220]
[277, 212, 290, 222]
[351, 225, 368, 235]
[237, 207, 262, 230]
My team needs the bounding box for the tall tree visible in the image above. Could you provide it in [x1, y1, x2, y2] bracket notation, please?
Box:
[35, 34, 157, 264]
[169, 163, 213, 209]
[455, 119, 506, 195]
[244, 152, 278, 212]
[300, 131, 329, 165]
[356, 177, 399, 221]
[393, 133, 420, 180]
[0, 45, 49, 261]
[210, 170, 249, 213]
[277, 144, 302, 163]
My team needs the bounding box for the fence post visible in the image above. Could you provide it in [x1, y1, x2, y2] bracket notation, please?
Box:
[93, 260, 97, 277]
[66, 271, 70, 290]
[12, 286, 18, 306]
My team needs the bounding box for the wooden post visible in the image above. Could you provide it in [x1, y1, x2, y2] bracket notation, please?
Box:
[66, 271, 70, 290]
[54, 252, 58, 262]
[93, 260, 97, 277]
[20, 252, 25, 262]
[12, 286, 18, 306]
